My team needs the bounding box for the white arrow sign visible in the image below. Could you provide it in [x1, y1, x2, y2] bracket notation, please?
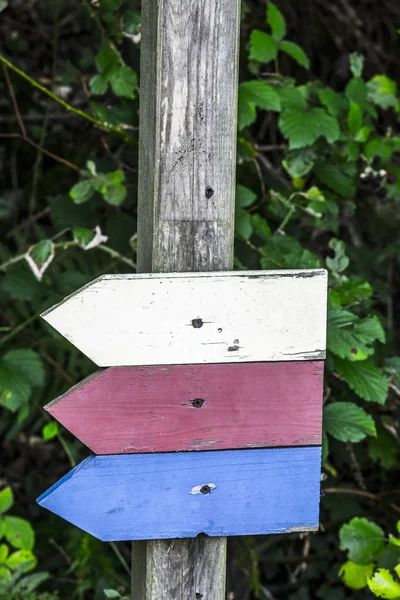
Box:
[41, 269, 327, 367]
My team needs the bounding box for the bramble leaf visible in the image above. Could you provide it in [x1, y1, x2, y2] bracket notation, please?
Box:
[324, 402, 376, 443]
[340, 518, 384, 564]
[335, 359, 389, 404]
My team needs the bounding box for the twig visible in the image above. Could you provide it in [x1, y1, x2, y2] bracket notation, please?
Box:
[41, 351, 75, 385]
[243, 238, 285, 269]
[1, 64, 27, 137]
[0, 53, 131, 141]
[324, 487, 400, 513]
[6, 207, 50, 239]
[0, 133, 80, 171]
[109, 542, 131, 577]
[97, 245, 136, 270]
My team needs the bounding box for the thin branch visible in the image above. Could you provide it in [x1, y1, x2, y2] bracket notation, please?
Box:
[0, 133, 80, 171]
[0, 53, 132, 141]
[324, 487, 400, 513]
[2, 64, 27, 137]
[6, 207, 50, 239]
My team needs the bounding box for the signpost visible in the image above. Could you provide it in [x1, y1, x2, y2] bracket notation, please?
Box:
[37, 0, 328, 597]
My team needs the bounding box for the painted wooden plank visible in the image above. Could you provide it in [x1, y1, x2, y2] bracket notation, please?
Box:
[46, 361, 324, 454]
[41, 270, 327, 367]
[37, 447, 321, 541]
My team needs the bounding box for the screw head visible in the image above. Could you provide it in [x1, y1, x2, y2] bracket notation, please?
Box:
[192, 318, 203, 328]
[192, 398, 205, 408]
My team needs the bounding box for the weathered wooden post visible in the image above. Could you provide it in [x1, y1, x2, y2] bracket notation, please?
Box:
[134, 0, 240, 596]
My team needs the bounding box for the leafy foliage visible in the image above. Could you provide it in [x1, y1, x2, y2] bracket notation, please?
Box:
[0, 0, 399, 598]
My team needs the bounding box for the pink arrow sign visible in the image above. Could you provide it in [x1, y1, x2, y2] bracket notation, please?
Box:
[45, 361, 324, 454]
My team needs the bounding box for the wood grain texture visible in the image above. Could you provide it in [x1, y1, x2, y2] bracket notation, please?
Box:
[37, 447, 321, 541]
[139, 536, 227, 600]
[135, 0, 241, 587]
[41, 270, 327, 367]
[46, 362, 324, 454]
[137, 0, 240, 273]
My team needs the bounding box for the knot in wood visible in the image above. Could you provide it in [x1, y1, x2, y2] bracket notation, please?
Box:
[205, 186, 214, 199]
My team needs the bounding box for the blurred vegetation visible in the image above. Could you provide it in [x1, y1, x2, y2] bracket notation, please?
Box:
[0, 0, 400, 598]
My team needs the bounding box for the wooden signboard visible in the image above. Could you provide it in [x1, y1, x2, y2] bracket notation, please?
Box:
[45, 362, 324, 454]
[38, 268, 327, 542]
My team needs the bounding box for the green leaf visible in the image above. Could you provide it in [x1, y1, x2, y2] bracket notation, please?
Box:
[267, 2, 286, 41]
[70, 179, 96, 204]
[236, 185, 256, 208]
[235, 211, 253, 239]
[0, 0, 8, 12]
[238, 100, 256, 130]
[328, 309, 384, 362]
[368, 569, 400, 599]
[283, 148, 314, 178]
[278, 86, 307, 110]
[238, 81, 281, 130]
[1, 265, 43, 302]
[278, 108, 340, 149]
[104, 591, 122, 599]
[251, 214, 271, 241]
[73, 227, 95, 247]
[102, 171, 127, 205]
[89, 74, 108, 95]
[348, 102, 363, 136]
[340, 561, 374, 590]
[0, 543, 9, 561]
[13, 571, 49, 594]
[2, 350, 45, 387]
[324, 402, 376, 443]
[0, 366, 31, 412]
[95, 45, 119, 74]
[239, 81, 281, 111]
[368, 428, 399, 469]
[349, 53, 364, 78]
[6, 550, 36, 572]
[0, 488, 13, 515]
[335, 359, 389, 404]
[2, 516, 34, 551]
[318, 88, 348, 116]
[367, 76, 398, 109]
[123, 9, 141, 34]
[42, 422, 59, 441]
[326, 239, 349, 274]
[28, 240, 53, 269]
[279, 41, 310, 68]
[365, 138, 393, 162]
[345, 77, 369, 110]
[314, 163, 356, 197]
[109, 66, 137, 98]
[322, 430, 329, 463]
[340, 517, 385, 564]
[249, 31, 278, 63]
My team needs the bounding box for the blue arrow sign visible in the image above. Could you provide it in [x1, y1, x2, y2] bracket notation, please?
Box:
[37, 447, 321, 541]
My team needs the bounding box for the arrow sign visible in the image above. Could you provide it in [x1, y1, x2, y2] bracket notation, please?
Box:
[41, 270, 327, 366]
[45, 361, 324, 454]
[37, 447, 321, 541]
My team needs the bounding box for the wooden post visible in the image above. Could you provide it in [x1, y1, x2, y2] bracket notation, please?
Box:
[134, 0, 241, 597]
